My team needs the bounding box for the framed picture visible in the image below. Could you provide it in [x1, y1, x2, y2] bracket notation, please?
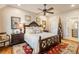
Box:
[42, 20, 46, 29]
[25, 15, 31, 22]
[11, 16, 21, 29]
[36, 17, 41, 25]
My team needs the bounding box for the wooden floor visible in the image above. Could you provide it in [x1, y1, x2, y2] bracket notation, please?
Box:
[0, 38, 79, 54]
[0, 46, 12, 54]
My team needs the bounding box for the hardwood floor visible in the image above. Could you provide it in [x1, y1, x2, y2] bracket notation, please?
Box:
[0, 46, 12, 54]
[0, 38, 79, 54]
[62, 39, 79, 54]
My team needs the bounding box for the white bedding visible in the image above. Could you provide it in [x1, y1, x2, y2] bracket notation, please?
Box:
[24, 32, 55, 54]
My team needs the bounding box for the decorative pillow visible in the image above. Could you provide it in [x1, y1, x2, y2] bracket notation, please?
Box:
[34, 27, 40, 34]
[0, 34, 6, 40]
[33, 27, 43, 34]
[39, 27, 43, 32]
[25, 27, 34, 34]
[25, 27, 43, 34]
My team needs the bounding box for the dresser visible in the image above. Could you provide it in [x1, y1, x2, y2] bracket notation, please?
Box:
[11, 33, 25, 45]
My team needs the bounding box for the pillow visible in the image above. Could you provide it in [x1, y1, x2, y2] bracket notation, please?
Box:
[39, 27, 43, 32]
[32, 27, 39, 34]
[33, 27, 43, 34]
[25, 27, 34, 34]
[25, 27, 43, 34]
[0, 34, 6, 40]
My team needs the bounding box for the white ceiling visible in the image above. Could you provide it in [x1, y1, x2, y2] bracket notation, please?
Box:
[1, 4, 79, 14]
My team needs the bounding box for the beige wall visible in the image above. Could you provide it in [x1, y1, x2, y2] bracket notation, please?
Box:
[0, 11, 1, 32]
[48, 8, 79, 39]
[0, 6, 36, 34]
[0, 9, 4, 32]
[0, 6, 79, 39]
[48, 15, 59, 35]
[60, 9, 79, 39]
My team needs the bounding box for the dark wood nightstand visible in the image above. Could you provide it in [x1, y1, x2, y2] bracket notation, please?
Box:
[11, 33, 25, 45]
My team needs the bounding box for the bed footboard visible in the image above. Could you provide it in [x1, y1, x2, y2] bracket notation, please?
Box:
[39, 35, 60, 53]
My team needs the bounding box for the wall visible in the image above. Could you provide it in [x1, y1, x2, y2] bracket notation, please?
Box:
[0, 10, 1, 32]
[0, 6, 36, 34]
[0, 6, 79, 39]
[48, 8, 79, 39]
[60, 9, 79, 39]
[0, 9, 4, 32]
[48, 15, 59, 35]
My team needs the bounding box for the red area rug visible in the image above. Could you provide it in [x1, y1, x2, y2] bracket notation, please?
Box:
[13, 43, 33, 54]
[13, 42, 78, 54]
[13, 43, 68, 54]
[47, 43, 68, 54]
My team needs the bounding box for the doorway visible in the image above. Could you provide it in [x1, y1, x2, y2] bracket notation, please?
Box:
[72, 21, 78, 38]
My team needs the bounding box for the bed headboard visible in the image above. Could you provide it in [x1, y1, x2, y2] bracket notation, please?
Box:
[24, 21, 41, 33]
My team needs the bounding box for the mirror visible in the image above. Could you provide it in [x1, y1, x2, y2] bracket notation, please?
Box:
[72, 21, 78, 38]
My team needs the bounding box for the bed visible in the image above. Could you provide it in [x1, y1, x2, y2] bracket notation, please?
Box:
[24, 21, 61, 54]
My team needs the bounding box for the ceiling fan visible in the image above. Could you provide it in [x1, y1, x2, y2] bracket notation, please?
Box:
[38, 4, 54, 15]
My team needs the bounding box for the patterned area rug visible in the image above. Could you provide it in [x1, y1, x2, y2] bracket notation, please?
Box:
[62, 40, 78, 54]
[13, 42, 78, 54]
[13, 43, 33, 54]
[47, 43, 68, 54]
[47, 40, 79, 54]
[1, 40, 78, 54]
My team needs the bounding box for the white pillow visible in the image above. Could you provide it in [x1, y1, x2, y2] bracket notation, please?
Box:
[33, 27, 42, 34]
[25, 27, 34, 34]
[25, 27, 43, 34]
[0, 34, 6, 40]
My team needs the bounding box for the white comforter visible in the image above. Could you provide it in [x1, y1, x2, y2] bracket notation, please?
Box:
[24, 32, 55, 54]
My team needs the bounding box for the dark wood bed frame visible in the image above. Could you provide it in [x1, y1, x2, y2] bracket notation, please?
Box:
[24, 21, 61, 54]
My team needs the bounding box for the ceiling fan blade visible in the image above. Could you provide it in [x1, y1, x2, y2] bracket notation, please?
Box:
[47, 12, 54, 14]
[47, 7, 54, 11]
[38, 8, 43, 11]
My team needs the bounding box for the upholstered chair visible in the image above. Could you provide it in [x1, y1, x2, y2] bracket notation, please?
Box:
[0, 32, 10, 47]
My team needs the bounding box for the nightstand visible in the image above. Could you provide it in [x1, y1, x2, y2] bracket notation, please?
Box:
[11, 33, 25, 45]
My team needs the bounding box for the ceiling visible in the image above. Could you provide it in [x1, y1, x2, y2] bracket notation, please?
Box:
[0, 5, 6, 9]
[1, 4, 79, 14]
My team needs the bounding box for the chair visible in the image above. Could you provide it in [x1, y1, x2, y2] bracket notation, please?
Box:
[0, 32, 10, 47]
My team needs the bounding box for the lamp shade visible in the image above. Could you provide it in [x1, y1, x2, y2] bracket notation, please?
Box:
[18, 23, 23, 29]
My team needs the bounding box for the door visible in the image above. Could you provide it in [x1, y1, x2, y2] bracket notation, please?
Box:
[72, 21, 78, 38]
